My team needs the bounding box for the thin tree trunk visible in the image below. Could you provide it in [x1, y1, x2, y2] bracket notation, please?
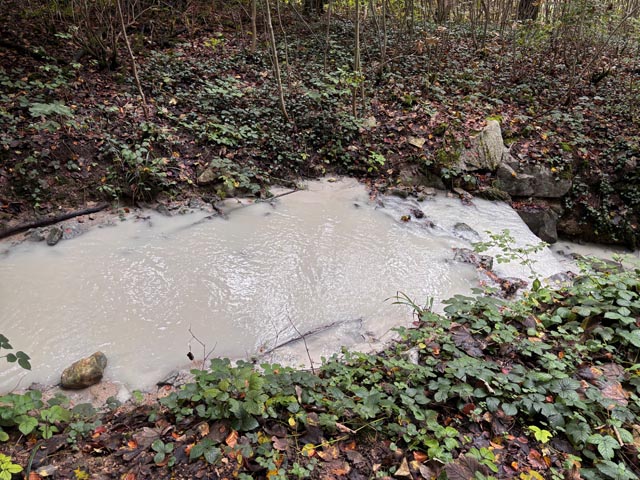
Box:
[251, 0, 257, 52]
[323, 0, 333, 73]
[353, 0, 361, 117]
[275, 0, 291, 82]
[382, 0, 387, 68]
[264, 0, 290, 121]
[517, 0, 539, 20]
[117, 0, 149, 120]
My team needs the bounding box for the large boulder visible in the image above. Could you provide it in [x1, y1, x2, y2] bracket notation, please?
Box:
[61, 351, 108, 389]
[516, 207, 559, 243]
[457, 120, 506, 171]
[497, 156, 572, 198]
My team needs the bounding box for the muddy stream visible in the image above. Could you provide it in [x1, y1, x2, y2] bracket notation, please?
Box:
[1, 179, 634, 395]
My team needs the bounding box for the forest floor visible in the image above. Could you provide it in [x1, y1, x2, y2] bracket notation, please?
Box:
[1, 3, 639, 246]
[1, 4, 640, 479]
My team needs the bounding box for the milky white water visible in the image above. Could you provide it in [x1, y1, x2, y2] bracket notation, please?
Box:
[0, 179, 579, 393]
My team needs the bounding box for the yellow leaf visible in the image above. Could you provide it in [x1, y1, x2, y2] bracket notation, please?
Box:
[520, 470, 545, 480]
[301, 443, 316, 457]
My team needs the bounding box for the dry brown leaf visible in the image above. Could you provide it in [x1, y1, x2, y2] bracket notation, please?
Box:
[527, 450, 550, 470]
[327, 460, 351, 476]
[600, 381, 629, 408]
[226, 429, 239, 448]
[342, 440, 357, 451]
[271, 436, 289, 451]
[317, 444, 339, 461]
[395, 457, 412, 478]
[197, 422, 210, 437]
[418, 463, 436, 479]
[335, 422, 356, 434]
[413, 451, 428, 463]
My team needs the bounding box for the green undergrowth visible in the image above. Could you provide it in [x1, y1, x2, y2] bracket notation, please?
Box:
[2, 258, 639, 478]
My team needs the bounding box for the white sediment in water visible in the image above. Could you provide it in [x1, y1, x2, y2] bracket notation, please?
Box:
[0, 179, 591, 392]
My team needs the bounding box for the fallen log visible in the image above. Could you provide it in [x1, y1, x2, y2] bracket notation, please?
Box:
[0, 203, 110, 240]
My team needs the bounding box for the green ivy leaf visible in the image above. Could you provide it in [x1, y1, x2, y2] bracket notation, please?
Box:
[203, 446, 221, 464]
[588, 434, 620, 460]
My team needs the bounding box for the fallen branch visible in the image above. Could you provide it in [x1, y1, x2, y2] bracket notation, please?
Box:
[288, 316, 316, 374]
[255, 188, 300, 203]
[0, 38, 65, 64]
[259, 317, 362, 357]
[188, 326, 217, 371]
[0, 203, 110, 240]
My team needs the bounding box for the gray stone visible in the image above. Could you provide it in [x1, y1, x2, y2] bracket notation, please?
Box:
[156, 204, 171, 216]
[497, 156, 572, 198]
[516, 207, 559, 243]
[417, 186, 437, 196]
[453, 247, 494, 270]
[458, 120, 506, 171]
[61, 351, 108, 389]
[545, 271, 576, 287]
[388, 186, 410, 199]
[46, 227, 63, 246]
[453, 223, 481, 243]
[397, 164, 446, 190]
[197, 161, 220, 185]
[27, 228, 46, 242]
[475, 187, 511, 202]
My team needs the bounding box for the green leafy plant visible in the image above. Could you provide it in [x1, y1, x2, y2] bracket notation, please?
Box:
[0, 335, 30, 370]
[0, 453, 22, 480]
[473, 229, 548, 282]
[151, 439, 175, 467]
[188, 438, 221, 464]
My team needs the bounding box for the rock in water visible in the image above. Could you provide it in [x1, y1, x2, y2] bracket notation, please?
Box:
[46, 227, 63, 246]
[453, 222, 481, 243]
[61, 352, 108, 389]
[517, 207, 559, 243]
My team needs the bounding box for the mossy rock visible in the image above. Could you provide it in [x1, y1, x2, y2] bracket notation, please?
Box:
[475, 187, 511, 202]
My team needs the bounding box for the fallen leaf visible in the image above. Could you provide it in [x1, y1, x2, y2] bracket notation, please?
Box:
[395, 457, 412, 478]
[301, 443, 316, 457]
[272, 436, 289, 451]
[413, 451, 428, 463]
[408, 136, 426, 148]
[418, 463, 436, 479]
[335, 422, 356, 434]
[445, 455, 485, 480]
[317, 444, 339, 461]
[600, 381, 629, 408]
[35, 465, 57, 477]
[226, 430, 239, 448]
[328, 460, 351, 476]
[527, 450, 550, 470]
[197, 422, 210, 437]
[342, 440, 357, 451]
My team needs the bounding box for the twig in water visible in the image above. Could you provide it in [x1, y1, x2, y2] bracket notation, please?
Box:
[188, 326, 217, 370]
[288, 316, 316, 374]
[256, 188, 300, 203]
